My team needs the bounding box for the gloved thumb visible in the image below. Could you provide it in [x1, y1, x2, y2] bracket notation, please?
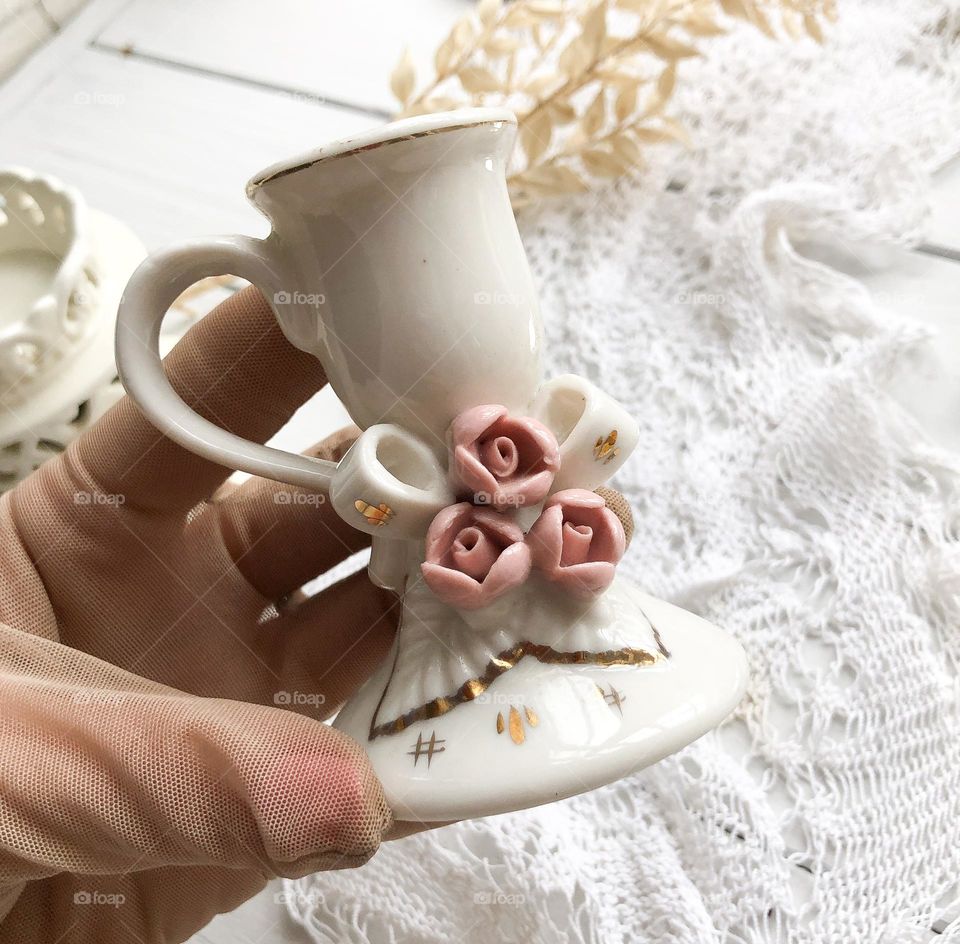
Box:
[0, 622, 391, 892]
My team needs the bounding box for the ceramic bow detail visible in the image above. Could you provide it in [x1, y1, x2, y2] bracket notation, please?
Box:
[327, 372, 640, 605]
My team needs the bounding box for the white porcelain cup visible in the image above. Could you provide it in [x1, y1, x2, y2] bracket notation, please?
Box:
[115, 109, 541, 527]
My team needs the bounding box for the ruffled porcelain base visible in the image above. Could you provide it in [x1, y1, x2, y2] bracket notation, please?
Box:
[334, 577, 748, 822]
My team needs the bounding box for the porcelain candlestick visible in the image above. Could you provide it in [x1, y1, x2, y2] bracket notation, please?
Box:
[115, 109, 748, 821]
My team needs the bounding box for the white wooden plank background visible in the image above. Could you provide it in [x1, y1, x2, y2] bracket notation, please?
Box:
[95, 0, 464, 116]
[0, 51, 374, 245]
[0, 1, 958, 942]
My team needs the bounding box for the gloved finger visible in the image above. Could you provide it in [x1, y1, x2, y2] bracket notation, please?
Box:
[75, 285, 327, 513]
[254, 569, 399, 718]
[0, 864, 266, 944]
[0, 623, 391, 892]
[214, 427, 367, 600]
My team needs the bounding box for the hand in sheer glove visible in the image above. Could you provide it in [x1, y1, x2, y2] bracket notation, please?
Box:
[0, 287, 398, 943]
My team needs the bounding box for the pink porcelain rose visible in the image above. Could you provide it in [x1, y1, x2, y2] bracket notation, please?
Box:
[421, 503, 532, 610]
[449, 404, 559, 510]
[527, 489, 626, 598]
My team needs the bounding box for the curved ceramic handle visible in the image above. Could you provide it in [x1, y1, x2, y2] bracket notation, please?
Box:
[115, 235, 336, 491]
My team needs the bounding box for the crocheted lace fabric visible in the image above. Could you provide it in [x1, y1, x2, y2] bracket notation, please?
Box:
[287, 2, 960, 941]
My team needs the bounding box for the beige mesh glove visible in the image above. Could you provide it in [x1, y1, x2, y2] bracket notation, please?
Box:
[0, 287, 398, 943]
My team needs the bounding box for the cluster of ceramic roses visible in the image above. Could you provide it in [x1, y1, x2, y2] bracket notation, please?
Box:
[420, 404, 627, 611]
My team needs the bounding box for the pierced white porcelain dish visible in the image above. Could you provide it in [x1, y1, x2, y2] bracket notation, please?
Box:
[0, 168, 144, 484]
[114, 109, 748, 822]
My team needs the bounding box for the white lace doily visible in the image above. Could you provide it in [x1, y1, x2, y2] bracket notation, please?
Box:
[287, 2, 960, 940]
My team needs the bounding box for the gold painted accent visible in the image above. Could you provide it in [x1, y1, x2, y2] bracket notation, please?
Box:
[354, 499, 395, 527]
[370, 629, 670, 740]
[593, 430, 620, 465]
[250, 116, 508, 188]
[652, 624, 671, 659]
[508, 706, 525, 744]
[407, 730, 446, 768]
[599, 684, 627, 716]
[496, 703, 539, 744]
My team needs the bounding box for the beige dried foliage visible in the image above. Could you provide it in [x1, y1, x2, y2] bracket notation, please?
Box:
[390, 0, 836, 207]
[390, 47, 417, 107]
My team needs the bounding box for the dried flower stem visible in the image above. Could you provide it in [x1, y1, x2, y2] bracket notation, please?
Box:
[391, 0, 836, 206]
